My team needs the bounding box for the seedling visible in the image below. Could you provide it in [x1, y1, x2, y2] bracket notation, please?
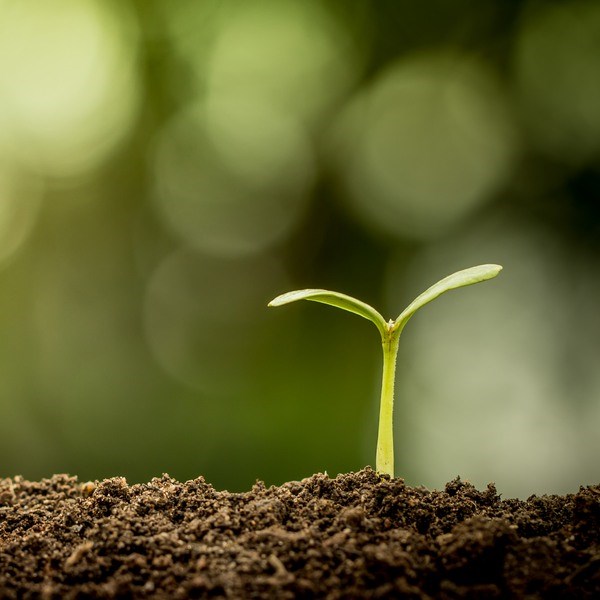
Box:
[268, 264, 502, 478]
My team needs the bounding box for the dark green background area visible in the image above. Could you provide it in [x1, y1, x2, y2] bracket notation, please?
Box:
[0, 0, 598, 497]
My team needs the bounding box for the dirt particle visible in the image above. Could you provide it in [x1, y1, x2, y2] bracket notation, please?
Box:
[64, 540, 94, 568]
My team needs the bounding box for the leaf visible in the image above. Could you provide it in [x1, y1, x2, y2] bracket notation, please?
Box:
[268, 289, 388, 337]
[393, 264, 502, 331]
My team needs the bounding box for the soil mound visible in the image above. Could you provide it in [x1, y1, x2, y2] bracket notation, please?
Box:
[0, 468, 598, 598]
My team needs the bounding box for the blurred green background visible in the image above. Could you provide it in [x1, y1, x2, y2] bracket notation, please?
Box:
[0, 0, 599, 498]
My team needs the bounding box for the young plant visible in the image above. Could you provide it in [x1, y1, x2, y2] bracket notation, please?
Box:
[268, 264, 502, 478]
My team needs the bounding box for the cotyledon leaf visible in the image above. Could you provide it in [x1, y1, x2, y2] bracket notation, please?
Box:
[268, 264, 502, 477]
[393, 264, 502, 332]
[268, 289, 388, 338]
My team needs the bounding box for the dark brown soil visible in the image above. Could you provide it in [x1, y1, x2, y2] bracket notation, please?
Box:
[0, 468, 598, 599]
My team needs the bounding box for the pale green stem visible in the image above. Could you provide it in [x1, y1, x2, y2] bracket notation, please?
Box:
[375, 325, 401, 477]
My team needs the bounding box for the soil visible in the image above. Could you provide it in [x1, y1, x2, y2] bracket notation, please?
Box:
[0, 468, 598, 599]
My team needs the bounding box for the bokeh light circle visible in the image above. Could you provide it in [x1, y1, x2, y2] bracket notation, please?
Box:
[383, 216, 596, 495]
[205, 0, 358, 124]
[143, 250, 288, 395]
[152, 104, 313, 257]
[330, 53, 518, 240]
[0, 0, 140, 177]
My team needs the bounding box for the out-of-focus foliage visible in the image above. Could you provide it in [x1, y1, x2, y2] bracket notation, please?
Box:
[0, 0, 598, 497]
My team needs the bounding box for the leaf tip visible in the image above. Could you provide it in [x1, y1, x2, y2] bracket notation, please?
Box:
[487, 263, 503, 277]
[267, 295, 284, 308]
[267, 289, 313, 308]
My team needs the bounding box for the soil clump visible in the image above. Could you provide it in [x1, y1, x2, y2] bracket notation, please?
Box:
[0, 468, 598, 598]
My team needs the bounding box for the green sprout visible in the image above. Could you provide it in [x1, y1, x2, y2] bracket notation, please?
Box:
[268, 264, 502, 478]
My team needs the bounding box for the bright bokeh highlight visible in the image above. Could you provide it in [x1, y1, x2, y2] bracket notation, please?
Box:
[205, 0, 357, 124]
[0, 0, 140, 177]
[331, 53, 518, 240]
[385, 218, 600, 497]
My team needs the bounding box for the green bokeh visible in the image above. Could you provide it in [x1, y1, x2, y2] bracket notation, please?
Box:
[0, 0, 598, 497]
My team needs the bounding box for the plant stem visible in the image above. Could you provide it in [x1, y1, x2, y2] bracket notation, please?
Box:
[376, 326, 401, 477]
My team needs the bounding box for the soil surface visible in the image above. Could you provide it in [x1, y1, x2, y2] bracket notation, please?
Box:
[0, 468, 598, 599]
